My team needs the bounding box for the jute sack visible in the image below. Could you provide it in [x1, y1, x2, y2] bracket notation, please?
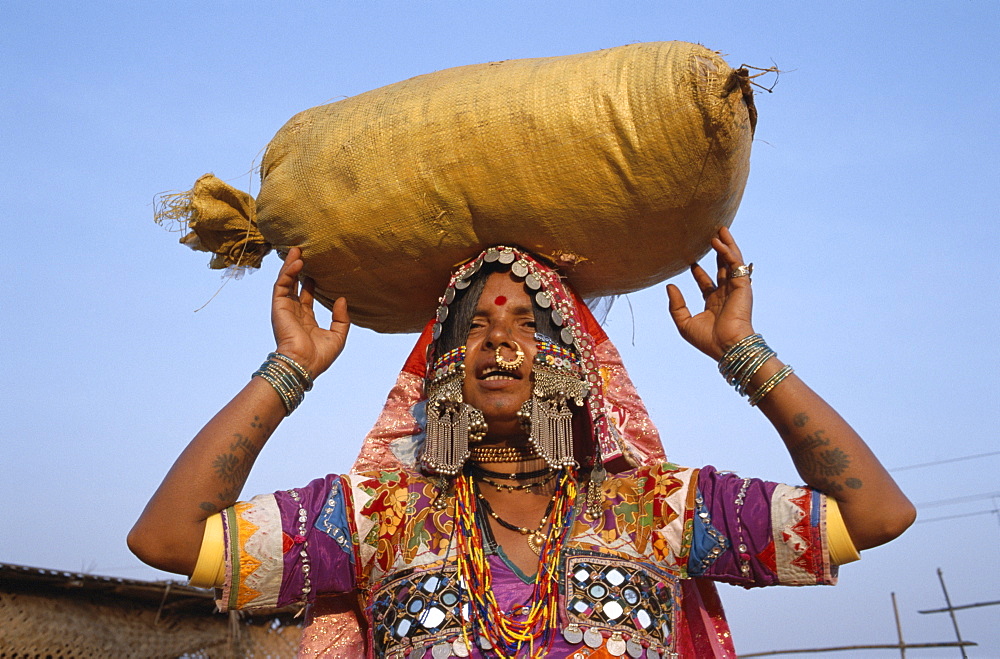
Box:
[160, 41, 756, 333]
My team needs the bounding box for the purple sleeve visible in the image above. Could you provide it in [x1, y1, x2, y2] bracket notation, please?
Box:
[218, 475, 357, 612]
[692, 466, 836, 588]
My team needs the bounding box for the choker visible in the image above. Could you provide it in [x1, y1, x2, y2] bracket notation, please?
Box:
[469, 444, 540, 464]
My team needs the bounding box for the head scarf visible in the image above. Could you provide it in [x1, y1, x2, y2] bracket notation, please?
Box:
[355, 246, 666, 474]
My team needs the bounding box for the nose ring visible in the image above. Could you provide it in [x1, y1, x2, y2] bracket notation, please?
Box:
[495, 341, 525, 371]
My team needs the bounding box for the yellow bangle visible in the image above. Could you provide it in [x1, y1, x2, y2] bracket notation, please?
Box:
[826, 498, 861, 565]
[189, 513, 226, 588]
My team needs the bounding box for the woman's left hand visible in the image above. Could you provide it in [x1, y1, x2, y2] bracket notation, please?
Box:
[667, 227, 755, 360]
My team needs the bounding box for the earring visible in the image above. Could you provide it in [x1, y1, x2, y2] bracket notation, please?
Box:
[520, 339, 587, 468]
[421, 346, 485, 475]
[585, 462, 607, 521]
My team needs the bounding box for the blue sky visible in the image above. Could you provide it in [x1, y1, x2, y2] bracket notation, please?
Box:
[3, 1, 998, 655]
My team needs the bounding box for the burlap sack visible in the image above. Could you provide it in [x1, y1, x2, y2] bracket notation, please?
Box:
[160, 41, 755, 333]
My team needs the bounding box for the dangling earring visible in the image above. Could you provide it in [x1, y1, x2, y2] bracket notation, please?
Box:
[520, 339, 587, 469]
[585, 461, 607, 521]
[432, 475, 452, 510]
[421, 346, 486, 475]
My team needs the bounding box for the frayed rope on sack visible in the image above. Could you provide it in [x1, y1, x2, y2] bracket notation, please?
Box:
[154, 173, 271, 271]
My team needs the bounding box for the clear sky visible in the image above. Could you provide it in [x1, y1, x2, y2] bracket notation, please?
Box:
[3, 1, 998, 656]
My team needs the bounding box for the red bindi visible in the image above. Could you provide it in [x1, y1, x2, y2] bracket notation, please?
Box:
[494, 295, 507, 306]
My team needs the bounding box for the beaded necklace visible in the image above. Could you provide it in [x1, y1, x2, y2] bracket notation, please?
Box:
[469, 463, 555, 494]
[453, 466, 577, 658]
[475, 481, 557, 553]
[477, 471, 556, 493]
[469, 464, 553, 481]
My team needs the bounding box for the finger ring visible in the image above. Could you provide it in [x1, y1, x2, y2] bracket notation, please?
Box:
[731, 263, 753, 279]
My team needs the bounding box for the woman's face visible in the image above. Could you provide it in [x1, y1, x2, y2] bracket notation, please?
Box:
[461, 271, 538, 441]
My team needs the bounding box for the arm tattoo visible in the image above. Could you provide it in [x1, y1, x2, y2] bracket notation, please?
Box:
[790, 429, 859, 491]
[793, 412, 809, 428]
[210, 416, 271, 504]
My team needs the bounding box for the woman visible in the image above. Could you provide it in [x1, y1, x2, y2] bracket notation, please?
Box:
[129, 229, 914, 657]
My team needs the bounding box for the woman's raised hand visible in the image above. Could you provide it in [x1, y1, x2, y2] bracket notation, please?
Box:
[271, 247, 350, 379]
[666, 228, 755, 360]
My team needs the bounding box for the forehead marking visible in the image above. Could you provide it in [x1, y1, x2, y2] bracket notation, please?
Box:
[494, 295, 507, 306]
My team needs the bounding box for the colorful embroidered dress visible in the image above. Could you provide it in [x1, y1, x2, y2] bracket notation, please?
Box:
[219, 464, 834, 657]
[204, 247, 843, 657]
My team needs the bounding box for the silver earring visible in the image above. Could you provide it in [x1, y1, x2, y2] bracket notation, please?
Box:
[421, 347, 486, 475]
[521, 348, 587, 469]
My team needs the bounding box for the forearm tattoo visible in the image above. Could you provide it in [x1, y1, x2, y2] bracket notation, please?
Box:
[200, 416, 272, 511]
[789, 415, 863, 492]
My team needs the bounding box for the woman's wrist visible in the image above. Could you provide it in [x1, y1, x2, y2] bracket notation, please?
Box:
[252, 352, 314, 415]
[718, 334, 794, 406]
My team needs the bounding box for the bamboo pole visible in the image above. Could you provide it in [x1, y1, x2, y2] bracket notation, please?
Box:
[891, 592, 905, 659]
[935, 568, 967, 659]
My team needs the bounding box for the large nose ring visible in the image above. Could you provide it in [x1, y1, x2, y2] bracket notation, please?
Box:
[495, 341, 525, 371]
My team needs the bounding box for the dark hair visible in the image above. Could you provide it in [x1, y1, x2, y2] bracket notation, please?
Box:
[435, 262, 565, 360]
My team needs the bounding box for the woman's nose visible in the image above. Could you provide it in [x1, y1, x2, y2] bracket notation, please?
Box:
[484, 323, 514, 348]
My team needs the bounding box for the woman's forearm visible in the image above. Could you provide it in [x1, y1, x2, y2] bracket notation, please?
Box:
[128, 377, 286, 576]
[750, 357, 916, 550]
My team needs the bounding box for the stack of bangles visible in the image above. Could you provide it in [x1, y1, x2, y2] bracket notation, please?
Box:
[253, 352, 313, 415]
[718, 334, 794, 406]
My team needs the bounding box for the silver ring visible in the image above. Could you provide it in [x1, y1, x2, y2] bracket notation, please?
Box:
[731, 263, 753, 279]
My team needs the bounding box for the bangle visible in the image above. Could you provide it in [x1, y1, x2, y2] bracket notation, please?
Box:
[748, 364, 794, 406]
[719, 334, 793, 405]
[719, 334, 775, 396]
[269, 352, 313, 391]
[253, 353, 310, 415]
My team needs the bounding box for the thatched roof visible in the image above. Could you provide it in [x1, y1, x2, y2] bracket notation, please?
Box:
[0, 563, 302, 657]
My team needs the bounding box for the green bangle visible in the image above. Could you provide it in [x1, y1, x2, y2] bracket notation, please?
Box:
[253, 355, 309, 415]
[748, 364, 794, 406]
[269, 352, 314, 391]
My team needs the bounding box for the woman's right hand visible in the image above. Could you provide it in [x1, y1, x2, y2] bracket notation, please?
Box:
[271, 247, 350, 379]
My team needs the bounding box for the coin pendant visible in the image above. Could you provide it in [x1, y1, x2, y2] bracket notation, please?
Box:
[583, 627, 604, 648]
[563, 624, 584, 645]
[451, 637, 470, 657]
[607, 632, 627, 656]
